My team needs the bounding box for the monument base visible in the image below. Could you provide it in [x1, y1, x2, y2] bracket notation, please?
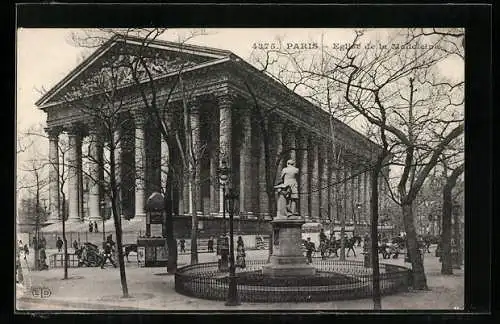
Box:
[261, 216, 316, 278]
[262, 258, 316, 277]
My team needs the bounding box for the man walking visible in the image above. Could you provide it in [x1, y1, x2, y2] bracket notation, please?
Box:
[56, 236, 63, 252]
[100, 235, 117, 269]
[207, 236, 214, 253]
[305, 237, 315, 264]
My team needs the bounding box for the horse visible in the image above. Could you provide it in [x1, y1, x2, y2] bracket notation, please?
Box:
[344, 237, 357, 257]
[123, 244, 138, 262]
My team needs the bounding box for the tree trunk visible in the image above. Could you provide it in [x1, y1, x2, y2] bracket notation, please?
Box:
[164, 146, 178, 273]
[62, 194, 68, 279]
[440, 185, 453, 274]
[110, 146, 129, 298]
[370, 167, 382, 310]
[401, 202, 428, 290]
[190, 172, 199, 265]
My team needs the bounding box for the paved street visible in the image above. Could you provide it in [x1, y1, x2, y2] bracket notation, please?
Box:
[16, 245, 463, 311]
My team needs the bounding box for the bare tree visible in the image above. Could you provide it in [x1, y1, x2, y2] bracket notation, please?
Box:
[440, 159, 464, 275]
[256, 29, 464, 290]
[69, 28, 214, 267]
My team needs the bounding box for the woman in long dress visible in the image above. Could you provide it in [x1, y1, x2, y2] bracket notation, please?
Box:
[236, 236, 246, 269]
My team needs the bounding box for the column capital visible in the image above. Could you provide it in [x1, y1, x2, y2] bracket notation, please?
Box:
[133, 114, 145, 127]
[216, 92, 237, 107]
[64, 123, 86, 136]
[44, 126, 63, 138]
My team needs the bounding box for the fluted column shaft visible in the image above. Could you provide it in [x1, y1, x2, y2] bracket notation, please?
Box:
[209, 120, 219, 215]
[47, 129, 60, 222]
[240, 109, 253, 218]
[310, 140, 320, 221]
[190, 101, 202, 216]
[287, 126, 297, 162]
[273, 119, 284, 185]
[76, 134, 84, 221]
[67, 129, 80, 222]
[258, 126, 269, 219]
[218, 95, 232, 213]
[345, 165, 352, 223]
[134, 118, 146, 218]
[364, 171, 370, 223]
[87, 130, 102, 221]
[320, 143, 330, 221]
[330, 152, 338, 223]
[113, 128, 123, 219]
[298, 131, 310, 219]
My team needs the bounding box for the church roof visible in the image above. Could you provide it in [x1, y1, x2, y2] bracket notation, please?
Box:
[35, 34, 237, 108]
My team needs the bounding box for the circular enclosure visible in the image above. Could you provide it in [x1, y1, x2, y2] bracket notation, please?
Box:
[175, 259, 411, 303]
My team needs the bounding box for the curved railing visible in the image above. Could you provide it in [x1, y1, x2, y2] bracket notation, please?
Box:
[175, 259, 411, 303]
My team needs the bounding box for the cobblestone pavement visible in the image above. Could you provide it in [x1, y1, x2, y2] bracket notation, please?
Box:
[16, 245, 464, 311]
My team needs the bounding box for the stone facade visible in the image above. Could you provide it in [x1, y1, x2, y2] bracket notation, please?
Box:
[36, 36, 382, 233]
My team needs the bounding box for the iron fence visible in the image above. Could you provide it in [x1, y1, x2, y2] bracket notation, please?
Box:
[175, 259, 411, 303]
[49, 253, 79, 268]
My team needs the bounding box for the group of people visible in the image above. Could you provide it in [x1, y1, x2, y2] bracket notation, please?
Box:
[177, 236, 246, 268]
[88, 221, 99, 233]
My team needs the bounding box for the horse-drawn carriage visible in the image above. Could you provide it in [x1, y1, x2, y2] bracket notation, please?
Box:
[75, 242, 104, 267]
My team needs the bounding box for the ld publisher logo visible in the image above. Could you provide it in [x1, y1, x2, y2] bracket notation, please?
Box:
[31, 287, 51, 298]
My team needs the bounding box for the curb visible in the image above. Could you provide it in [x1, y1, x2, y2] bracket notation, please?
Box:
[17, 296, 146, 310]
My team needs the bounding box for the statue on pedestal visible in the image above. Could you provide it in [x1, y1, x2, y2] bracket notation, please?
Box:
[274, 160, 299, 217]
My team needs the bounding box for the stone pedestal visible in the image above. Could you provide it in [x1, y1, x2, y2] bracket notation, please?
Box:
[262, 217, 316, 277]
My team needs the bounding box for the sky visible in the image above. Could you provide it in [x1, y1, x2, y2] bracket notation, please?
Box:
[16, 28, 463, 132]
[16, 28, 361, 131]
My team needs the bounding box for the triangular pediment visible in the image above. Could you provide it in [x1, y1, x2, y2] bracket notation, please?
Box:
[36, 36, 233, 107]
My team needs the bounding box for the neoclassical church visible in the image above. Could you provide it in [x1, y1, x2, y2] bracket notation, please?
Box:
[36, 35, 382, 238]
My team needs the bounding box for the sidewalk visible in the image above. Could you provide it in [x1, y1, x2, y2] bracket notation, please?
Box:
[16, 246, 464, 311]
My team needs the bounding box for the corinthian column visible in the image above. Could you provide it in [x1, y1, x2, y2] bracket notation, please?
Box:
[87, 128, 102, 221]
[239, 108, 253, 218]
[67, 126, 80, 222]
[113, 128, 123, 219]
[320, 143, 330, 222]
[258, 131, 269, 219]
[190, 99, 202, 216]
[46, 127, 61, 223]
[310, 139, 320, 221]
[134, 117, 146, 219]
[273, 118, 284, 185]
[298, 130, 310, 219]
[218, 94, 232, 212]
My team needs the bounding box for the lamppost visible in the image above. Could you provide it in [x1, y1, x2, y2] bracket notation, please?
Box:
[217, 160, 230, 272]
[100, 199, 106, 247]
[218, 160, 229, 234]
[225, 188, 240, 306]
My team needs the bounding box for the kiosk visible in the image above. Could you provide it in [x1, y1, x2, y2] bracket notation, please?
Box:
[137, 192, 168, 267]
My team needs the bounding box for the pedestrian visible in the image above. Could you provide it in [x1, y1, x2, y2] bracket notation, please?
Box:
[72, 240, 79, 251]
[56, 236, 63, 252]
[18, 240, 23, 253]
[305, 237, 315, 264]
[236, 236, 246, 268]
[89, 221, 94, 233]
[100, 235, 117, 269]
[319, 228, 327, 244]
[23, 244, 29, 260]
[39, 247, 48, 270]
[207, 236, 214, 253]
[94, 221, 98, 233]
[179, 239, 186, 253]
